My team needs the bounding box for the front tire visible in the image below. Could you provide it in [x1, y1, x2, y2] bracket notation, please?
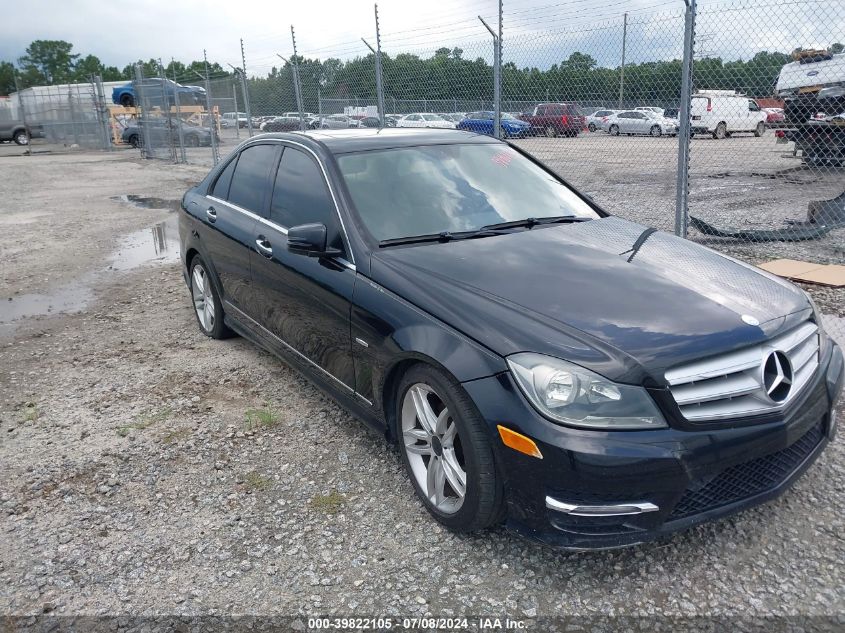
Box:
[396, 364, 504, 533]
[609, 124, 620, 136]
[650, 125, 662, 137]
[713, 122, 727, 139]
[13, 129, 29, 146]
[588, 122, 597, 132]
[189, 255, 232, 339]
[128, 134, 140, 148]
[544, 125, 557, 138]
[120, 94, 134, 108]
[754, 121, 765, 137]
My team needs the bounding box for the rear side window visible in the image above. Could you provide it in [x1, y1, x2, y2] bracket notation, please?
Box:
[211, 156, 237, 199]
[270, 148, 336, 229]
[228, 144, 277, 212]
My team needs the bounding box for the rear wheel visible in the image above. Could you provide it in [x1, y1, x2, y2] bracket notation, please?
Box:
[544, 125, 557, 138]
[13, 129, 29, 146]
[754, 121, 765, 137]
[396, 364, 504, 532]
[650, 125, 662, 137]
[119, 94, 134, 108]
[609, 124, 620, 136]
[713, 122, 727, 139]
[189, 255, 233, 339]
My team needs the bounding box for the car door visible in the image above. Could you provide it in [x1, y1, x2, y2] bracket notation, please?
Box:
[200, 143, 278, 310]
[248, 144, 356, 390]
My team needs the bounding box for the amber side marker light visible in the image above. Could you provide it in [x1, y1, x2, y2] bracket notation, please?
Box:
[497, 425, 543, 459]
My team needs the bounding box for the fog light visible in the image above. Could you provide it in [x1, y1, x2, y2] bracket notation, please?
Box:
[497, 425, 543, 459]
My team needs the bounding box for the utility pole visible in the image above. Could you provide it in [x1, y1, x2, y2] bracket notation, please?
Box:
[618, 12, 628, 109]
[240, 38, 254, 135]
[289, 26, 306, 131]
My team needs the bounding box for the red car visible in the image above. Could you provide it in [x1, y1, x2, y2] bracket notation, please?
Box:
[763, 107, 786, 127]
[519, 103, 584, 137]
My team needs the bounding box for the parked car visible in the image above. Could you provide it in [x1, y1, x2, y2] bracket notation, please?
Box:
[283, 112, 317, 119]
[261, 117, 302, 133]
[396, 113, 456, 129]
[584, 109, 618, 132]
[180, 128, 842, 549]
[222, 112, 250, 129]
[121, 118, 216, 148]
[438, 113, 466, 124]
[0, 119, 44, 145]
[690, 91, 768, 139]
[518, 103, 583, 137]
[112, 79, 205, 108]
[605, 110, 679, 136]
[635, 106, 665, 115]
[456, 111, 530, 138]
[762, 107, 786, 127]
[317, 114, 362, 129]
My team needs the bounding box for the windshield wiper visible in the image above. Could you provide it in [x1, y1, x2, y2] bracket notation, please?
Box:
[480, 215, 591, 231]
[379, 228, 508, 248]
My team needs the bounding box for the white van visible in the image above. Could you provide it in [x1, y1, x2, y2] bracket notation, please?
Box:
[690, 91, 767, 139]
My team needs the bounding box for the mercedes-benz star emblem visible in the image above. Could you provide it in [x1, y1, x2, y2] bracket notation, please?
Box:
[762, 350, 792, 403]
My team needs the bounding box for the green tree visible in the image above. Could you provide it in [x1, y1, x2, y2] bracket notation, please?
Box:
[18, 40, 79, 84]
[0, 61, 16, 96]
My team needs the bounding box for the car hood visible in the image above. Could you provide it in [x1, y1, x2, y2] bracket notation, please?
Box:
[369, 217, 809, 384]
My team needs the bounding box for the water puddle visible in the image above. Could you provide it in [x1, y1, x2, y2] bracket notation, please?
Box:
[110, 194, 182, 212]
[109, 216, 180, 271]
[1, 199, 182, 334]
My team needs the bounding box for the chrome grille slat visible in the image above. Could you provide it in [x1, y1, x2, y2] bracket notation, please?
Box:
[666, 321, 819, 423]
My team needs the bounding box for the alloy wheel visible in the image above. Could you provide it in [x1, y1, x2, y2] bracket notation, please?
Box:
[650, 125, 661, 137]
[544, 125, 556, 138]
[191, 263, 216, 333]
[401, 383, 466, 514]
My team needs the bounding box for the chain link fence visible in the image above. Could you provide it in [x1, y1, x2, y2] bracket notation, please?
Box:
[6, 0, 843, 337]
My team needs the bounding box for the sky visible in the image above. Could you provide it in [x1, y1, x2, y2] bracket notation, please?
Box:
[1, 0, 841, 76]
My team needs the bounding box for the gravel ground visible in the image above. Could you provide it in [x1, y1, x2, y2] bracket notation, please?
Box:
[0, 150, 843, 625]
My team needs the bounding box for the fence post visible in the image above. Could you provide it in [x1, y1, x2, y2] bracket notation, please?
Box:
[478, 15, 500, 138]
[374, 4, 386, 127]
[674, 0, 697, 238]
[232, 83, 240, 140]
[93, 75, 112, 151]
[166, 64, 186, 163]
[618, 12, 628, 109]
[290, 26, 306, 131]
[202, 51, 220, 166]
[158, 63, 177, 163]
[240, 39, 254, 136]
[134, 64, 153, 157]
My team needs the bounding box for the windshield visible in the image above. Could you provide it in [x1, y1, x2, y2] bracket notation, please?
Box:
[501, 112, 517, 120]
[337, 144, 600, 242]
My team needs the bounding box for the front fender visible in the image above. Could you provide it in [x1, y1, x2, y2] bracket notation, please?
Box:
[350, 274, 506, 416]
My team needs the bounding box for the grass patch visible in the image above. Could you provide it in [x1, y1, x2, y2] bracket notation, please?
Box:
[22, 403, 38, 423]
[117, 406, 172, 437]
[161, 427, 192, 444]
[244, 471, 271, 491]
[310, 491, 346, 514]
[243, 405, 280, 431]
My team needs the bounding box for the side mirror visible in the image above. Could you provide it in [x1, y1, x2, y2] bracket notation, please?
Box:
[287, 223, 342, 258]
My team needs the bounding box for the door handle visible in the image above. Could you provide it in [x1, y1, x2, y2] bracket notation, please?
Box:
[255, 236, 273, 257]
[206, 206, 217, 222]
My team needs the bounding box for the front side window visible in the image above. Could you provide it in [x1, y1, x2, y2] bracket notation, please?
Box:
[270, 148, 336, 230]
[337, 143, 599, 242]
[227, 144, 277, 212]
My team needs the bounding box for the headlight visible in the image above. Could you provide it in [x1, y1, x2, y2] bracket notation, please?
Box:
[506, 353, 667, 430]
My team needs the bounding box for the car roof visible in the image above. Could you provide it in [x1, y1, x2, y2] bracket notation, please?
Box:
[248, 128, 499, 154]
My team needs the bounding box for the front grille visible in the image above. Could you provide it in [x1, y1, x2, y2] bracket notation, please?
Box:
[668, 422, 824, 520]
[665, 321, 819, 422]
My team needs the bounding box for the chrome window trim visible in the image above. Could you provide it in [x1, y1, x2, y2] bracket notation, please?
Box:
[236, 137, 356, 266]
[206, 194, 355, 272]
[225, 300, 361, 396]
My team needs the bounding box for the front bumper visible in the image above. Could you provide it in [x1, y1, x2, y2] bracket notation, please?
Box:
[462, 341, 843, 549]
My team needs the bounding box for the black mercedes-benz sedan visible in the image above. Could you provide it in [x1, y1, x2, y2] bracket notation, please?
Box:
[179, 128, 843, 549]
